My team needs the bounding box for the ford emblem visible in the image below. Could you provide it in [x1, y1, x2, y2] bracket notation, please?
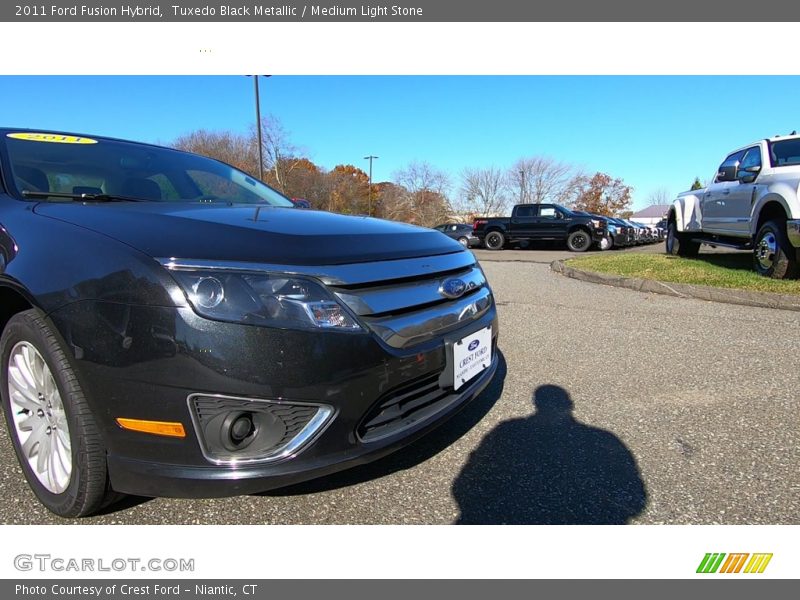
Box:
[468, 339, 480, 351]
[440, 277, 467, 299]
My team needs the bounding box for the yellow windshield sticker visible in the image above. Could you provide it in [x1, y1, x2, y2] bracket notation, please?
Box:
[7, 132, 98, 145]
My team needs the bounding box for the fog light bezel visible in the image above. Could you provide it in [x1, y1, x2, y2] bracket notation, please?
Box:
[187, 393, 335, 466]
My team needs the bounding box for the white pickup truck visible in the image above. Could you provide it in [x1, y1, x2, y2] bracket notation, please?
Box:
[667, 134, 800, 279]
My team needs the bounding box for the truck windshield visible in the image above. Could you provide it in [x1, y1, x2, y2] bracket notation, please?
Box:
[769, 139, 800, 168]
[2, 132, 295, 206]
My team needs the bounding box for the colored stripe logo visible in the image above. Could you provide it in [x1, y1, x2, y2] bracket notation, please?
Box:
[697, 553, 773, 574]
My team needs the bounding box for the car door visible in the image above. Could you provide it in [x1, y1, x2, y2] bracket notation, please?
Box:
[702, 149, 745, 234]
[725, 146, 762, 235]
[509, 205, 537, 238]
[534, 204, 569, 239]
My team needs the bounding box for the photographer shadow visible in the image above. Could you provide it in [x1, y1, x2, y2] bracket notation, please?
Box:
[453, 384, 647, 524]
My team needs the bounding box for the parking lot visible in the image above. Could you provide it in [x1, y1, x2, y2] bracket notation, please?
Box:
[0, 245, 797, 524]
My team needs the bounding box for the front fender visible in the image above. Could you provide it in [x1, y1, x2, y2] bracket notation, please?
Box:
[671, 194, 703, 232]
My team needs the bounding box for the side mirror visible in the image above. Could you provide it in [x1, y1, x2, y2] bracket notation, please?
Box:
[716, 163, 738, 182]
[738, 165, 761, 184]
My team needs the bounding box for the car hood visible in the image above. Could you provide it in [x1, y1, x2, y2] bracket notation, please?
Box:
[33, 202, 464, 265]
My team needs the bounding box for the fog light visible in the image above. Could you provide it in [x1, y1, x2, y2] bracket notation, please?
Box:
[189, 394, 334, 464]
[230, 414, 253, 442]
[223, 412, 255, 450]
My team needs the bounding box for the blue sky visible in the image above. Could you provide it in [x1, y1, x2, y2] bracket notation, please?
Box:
[2, 75, 800, 210]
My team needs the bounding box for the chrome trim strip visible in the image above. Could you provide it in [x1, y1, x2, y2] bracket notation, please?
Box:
[158, 252, 475, 286]
[186, 393, 335, 466]
[363, 286, 493, 348]
[333, 266, 486, 316]
[787, 219, 800, 248]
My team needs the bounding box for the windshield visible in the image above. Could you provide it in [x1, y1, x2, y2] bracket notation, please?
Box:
[2, 131, 295, 206]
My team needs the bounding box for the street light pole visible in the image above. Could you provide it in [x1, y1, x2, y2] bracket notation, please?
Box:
[253, 75, 264, 182]
[364, 155, 378, 216]
[520, 169, 525, 203]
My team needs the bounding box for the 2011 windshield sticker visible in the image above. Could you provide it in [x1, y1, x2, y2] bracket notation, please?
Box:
[7, 133, 98, 144]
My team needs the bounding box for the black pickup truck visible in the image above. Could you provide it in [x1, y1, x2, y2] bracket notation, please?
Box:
[473, 203, 607, 251]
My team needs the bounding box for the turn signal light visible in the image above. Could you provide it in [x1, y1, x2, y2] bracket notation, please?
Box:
[116, 418, 186, 438]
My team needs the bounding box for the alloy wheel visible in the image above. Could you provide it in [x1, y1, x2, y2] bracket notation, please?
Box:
[7, 341, 72, 494]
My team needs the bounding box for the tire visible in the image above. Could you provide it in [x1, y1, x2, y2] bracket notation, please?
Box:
[665, 221, 700, 257]
[599, 235, 613, 251]
[484, 231, 505, 251]
[566, 229, 592, 252]
[457, 236, 469, 247]
[0, 309, 118, 517]
[753, 220, 799, 279]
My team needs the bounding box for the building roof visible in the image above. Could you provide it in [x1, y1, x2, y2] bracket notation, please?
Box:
[631, 204, 670, 219]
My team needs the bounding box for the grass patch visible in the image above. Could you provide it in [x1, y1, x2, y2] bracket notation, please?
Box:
[567, 252, 800, 295]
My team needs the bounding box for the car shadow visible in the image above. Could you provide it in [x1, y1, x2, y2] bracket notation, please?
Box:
[698, 252, 752, 272]
[261, 351, 507, 497]
[452, 384, 647, 524]
[93, 493, 153, 517]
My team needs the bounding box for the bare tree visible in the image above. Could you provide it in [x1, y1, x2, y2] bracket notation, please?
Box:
[458, 166, 509, 217]
[509, 156, 579, 205]
[391, 161, 452, 226]
[646, 187, 672, 206]
[394, 161, 450, 197]
[252, 115, 305, 193]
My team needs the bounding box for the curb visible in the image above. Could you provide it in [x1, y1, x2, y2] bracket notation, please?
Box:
[550, 259, 800, 312]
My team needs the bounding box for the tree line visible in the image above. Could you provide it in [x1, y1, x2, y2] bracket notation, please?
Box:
[173, 116, 636, 227]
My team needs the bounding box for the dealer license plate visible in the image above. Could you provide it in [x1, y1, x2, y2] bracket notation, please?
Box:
[453, 326, 492, 391]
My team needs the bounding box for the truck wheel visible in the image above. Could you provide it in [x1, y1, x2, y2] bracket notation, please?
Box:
[484, 231, 505, 251]
[665, 222, 700, 257]
[0, 309, 118, 517]
[753, 220, 799, 279]
[566, 229, 592, 252]
[599, 236, 613, 251]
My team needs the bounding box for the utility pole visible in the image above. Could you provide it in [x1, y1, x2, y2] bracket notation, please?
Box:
[253, 75, 264, 182]
[520, 169, 525, 203]
[364, 155, 378, 216]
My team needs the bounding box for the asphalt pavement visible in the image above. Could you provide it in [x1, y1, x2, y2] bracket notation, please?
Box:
[0, 244, 797, 524]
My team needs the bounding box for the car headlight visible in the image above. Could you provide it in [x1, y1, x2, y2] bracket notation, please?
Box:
[591, 219, 603, 228]
[170, 269, 362, 331]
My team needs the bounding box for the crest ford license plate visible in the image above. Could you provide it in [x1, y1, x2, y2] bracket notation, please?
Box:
[453, 326, 492, 391]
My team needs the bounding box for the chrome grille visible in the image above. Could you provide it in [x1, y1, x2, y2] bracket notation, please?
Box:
[330, 258, 491, 348]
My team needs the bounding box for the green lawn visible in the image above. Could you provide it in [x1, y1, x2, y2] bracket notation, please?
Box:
[567, 252, 800, 295]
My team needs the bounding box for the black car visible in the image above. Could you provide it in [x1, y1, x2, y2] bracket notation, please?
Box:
[433, 223, 480, 247]
[0, 129, 499, 517]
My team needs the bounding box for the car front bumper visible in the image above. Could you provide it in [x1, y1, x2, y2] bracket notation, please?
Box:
[48, 302, 499, 498]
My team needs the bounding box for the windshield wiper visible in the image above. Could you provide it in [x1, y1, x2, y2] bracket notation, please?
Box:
[21, 190, 150, 202]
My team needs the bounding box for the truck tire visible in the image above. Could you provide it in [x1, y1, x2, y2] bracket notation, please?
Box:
[566, 229, 592, 252]
[665, 221, 700, 257]
[753, 220, 799, 279]
[484, 231, 505, 251]
[0, 309, 119, 517]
